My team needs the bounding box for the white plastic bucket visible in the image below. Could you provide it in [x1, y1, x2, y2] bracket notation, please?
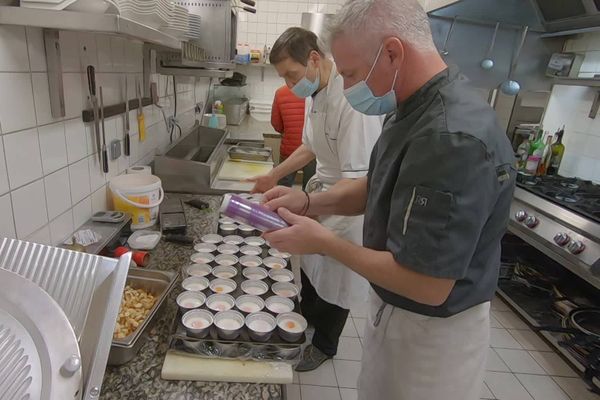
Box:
[109, 174, 164, 230]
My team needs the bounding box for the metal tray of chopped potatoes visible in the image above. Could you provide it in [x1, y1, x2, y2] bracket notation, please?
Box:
[108, 268, 178, 365]
[228, 145, 272, 162]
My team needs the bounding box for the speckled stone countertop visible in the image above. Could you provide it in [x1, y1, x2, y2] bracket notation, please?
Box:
[100, 193, 283, 400]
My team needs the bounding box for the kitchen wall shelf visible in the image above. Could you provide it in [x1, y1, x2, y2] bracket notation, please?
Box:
[553, 77, 600, 87]
[540, 26, 600, 39]
[0, 6, 182, 49]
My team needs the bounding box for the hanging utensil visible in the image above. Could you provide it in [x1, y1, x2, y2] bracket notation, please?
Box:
[480, 22, 500, 70]
[123, 77, 131, 157]
[86, 65, 102, 163]
[500, 25, 529, 96]
[99, 86, 109, 174]
[440, 16, 457, 56]
[137, 79, 146, 142]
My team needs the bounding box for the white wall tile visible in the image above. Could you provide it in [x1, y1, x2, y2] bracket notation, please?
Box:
[0, 73, 37, 134]
[0, 26, 30, 72]
[110, 37, 126, 72]
[32, 73, 63, 126]
[11, 179, 48, 238]
[64, 118, 88, 163]
[91, 185, 109, 212]
[4, 128, 43, 189]
[69, 157, 91, 204]
[38, 122, 68, 174]
[72, 196, 92, 228]
[96, 35, 113, 73]
[0, 193, 16, 239]
[26, 225, 51, 245]
[25, 27, 46, 72]
[44, 167, 72, 220]
[0, 137, 8, 196]
[49, 210, 73, 245]
[88, 154, 107, 192]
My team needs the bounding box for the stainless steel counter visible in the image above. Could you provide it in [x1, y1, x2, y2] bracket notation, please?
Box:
[226, 117, 279, 142]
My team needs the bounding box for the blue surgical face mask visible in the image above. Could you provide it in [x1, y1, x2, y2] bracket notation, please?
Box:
[343, 44, 398, 115]
[291, 61, 320, 98]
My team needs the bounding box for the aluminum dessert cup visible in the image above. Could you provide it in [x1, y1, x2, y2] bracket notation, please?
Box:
[214, 310, 245, 340]
[209, 278, 237, 294]
[182, 309, 214, 338]
[271, 282, 299, 300]
[183, 263, 212, 278]
[276, 312, 307, 342]
[177, 291, 206, 313]
[235, 294, 265, 314]
[268, 268, 294, 283]
[206, 293, 236, 312]
[241, 279, 269, 296]
[263, 256, 287, 270]
[242, 266, 268, 281]
[181, 276, 210, 292]
[245, 311, 276, 342]
[239, 255, 263, 268]
[211, 265, 238, 280]
[265, 296, 295, 315]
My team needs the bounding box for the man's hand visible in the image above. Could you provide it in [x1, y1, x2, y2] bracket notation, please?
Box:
[263, 186, 308, 215]
[263, 208, 336, 254]
[245, 173, 278, 194]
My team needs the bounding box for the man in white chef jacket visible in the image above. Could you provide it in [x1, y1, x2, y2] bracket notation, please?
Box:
[260, 0, 516, 399]
[247, 27, 384, 371]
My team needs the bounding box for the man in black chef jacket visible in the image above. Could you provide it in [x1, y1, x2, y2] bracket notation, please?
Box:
[261, 0, 516, 399]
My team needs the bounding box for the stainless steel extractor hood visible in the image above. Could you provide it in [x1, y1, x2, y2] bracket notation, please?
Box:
[531, 0, 600, 32]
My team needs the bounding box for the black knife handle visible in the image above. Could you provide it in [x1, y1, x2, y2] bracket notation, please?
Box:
[242, 6, 256, 13]
[102, 149, 109, 173]
[240, 0, 255, 6]
[87, 65, 96, 96]
[124, 134, 131, 156]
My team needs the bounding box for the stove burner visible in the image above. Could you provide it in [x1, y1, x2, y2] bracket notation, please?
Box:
[556, 194, 579, 203]
[561, 182, 580, 190]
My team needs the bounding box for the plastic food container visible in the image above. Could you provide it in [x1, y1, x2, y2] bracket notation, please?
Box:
[183, 263, 212, 278]
[239, 255, 263, 268]
[265, 296, 295, 314]
[181, 276, 210, 292]
[190, 252, 215, 265]
[182, 309, 213, 338]
[276, 312, 307, 342]
[268, 269, 294, 283]
[176, 291, 206, 313]
[240, 245, 263, 257]
[218, 223, 238, 236]
[263, 256, 287, 270]
[245, 312, 276, 342]
[214, 310, 245, 340]
[222, 235, 245, 245]
[211, 265, 238, 279]
[214, 254, 239, 266]
[201, 234, 223, 244]
[235, 294, 265, 314]
[242, 266, 268, 281]
[206, 293, 236, 312]
[217, 243, 240, 255]
[194, 242, 217, 254]
[271, 282, 299, 299]
[241, 279, 269, 296]
[268, 248, 291, 260]
[209, 278, 237, 294]
[244, 236, 266, 247]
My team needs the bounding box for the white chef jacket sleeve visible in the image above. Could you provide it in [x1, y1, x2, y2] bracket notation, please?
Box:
[301, 96, 313, 151]
[336, 101, 384, 179]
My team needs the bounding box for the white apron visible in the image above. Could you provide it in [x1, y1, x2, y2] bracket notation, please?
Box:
[358, 290, 490, 400]
[300, 67, 370, 310]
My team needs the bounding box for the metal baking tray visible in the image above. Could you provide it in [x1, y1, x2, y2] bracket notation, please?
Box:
[228, 145, 272, 162]
[108, 268, 178, 365]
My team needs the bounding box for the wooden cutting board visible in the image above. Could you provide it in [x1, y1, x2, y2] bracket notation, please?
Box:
[218, 160, 273, 181]
[161, 351, 293, 383]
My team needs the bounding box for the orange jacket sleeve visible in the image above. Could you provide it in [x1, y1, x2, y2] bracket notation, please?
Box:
[271, 89, 284, 133]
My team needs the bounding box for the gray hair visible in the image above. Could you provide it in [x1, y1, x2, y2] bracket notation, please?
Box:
[328, 0, 437, 55]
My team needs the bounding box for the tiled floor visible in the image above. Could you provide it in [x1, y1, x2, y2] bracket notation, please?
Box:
[286, 295, 600, 400]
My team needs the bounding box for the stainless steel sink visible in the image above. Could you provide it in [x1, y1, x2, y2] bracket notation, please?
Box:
[154, 123, 228, 193]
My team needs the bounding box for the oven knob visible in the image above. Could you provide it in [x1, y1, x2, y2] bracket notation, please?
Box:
[515, 210, 528, 222]
[553, 232, 571, 246]
[524, 215, 539, 228]
[567, 240, 586, 255]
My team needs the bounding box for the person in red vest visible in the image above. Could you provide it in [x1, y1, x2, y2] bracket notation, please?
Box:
[270, 85, 316, 188]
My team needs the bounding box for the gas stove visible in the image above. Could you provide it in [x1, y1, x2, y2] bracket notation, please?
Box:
[509, 174, 600, 290]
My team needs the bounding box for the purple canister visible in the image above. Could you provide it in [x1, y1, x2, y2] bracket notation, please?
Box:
[220, 194, 288, 232]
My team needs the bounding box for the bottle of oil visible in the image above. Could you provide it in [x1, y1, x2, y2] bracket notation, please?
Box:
[547, 126, 565, 176]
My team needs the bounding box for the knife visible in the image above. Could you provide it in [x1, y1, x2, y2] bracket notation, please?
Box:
[99, 86, 109, 174]
[86, 65, 102, 163]
[136, 79, 146, 142]
[124, 78, 131, 156]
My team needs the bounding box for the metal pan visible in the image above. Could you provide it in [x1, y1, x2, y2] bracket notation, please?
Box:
[228, 145, 272, 162]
